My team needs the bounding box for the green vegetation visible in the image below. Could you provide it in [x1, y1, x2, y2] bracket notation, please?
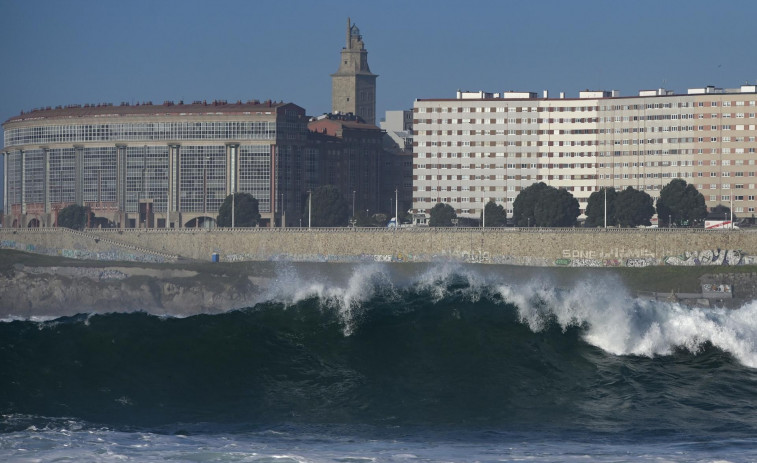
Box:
[584, 187, 617, 227]
[353, 210, 390, 227]
[709, 204, 736, 221]
[57, 205, 93, 230]
[656, 179, 707, 227]
[482, 200, 508, 227]
[615, 187, 655, 227]
[306, 185, 349, 227]
[513, 182, 579, 227]
[429, 202, 457, 227]
[216, 193, 261, 227]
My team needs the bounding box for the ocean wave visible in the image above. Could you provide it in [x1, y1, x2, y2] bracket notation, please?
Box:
[493, 276, 757, 368]
[3, 263, 757, 436]
[5, 261, 757, 369]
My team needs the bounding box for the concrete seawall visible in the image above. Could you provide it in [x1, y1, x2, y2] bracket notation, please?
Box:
[3, 227, 757, 267]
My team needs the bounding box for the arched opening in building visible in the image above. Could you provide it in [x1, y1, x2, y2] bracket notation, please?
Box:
[184, 216, 216, 229]
[12, 219, 19, 228]
[27, 218, 40, 228]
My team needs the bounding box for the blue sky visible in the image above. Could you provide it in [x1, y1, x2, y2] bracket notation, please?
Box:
[2, 0, 757, 205]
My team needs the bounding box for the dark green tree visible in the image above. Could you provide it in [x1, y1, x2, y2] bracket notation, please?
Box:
[429, 202, 456, 226]
[615, 187, 655, 227]
[355, 212, 390, 227]
[57, 204, 92, 230]
[353, 209, 373, 227]
[708, 204, 737, 222]
[217, 192, 261, 227]
[512, 182, 550, 227]
[584, 187, 617, 227]
[534, 187, 580, 227]
[305, 185, 349, 227]
[656, 179, 707, 227]
[482, 200, 508, 227]
[513, 182, 578, 227]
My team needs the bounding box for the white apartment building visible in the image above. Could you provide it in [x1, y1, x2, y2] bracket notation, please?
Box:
[412, 85, 757, 221]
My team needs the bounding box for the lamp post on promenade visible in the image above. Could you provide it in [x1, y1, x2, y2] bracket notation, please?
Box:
[308, 190, 312, 230]
[203, 156, 208, 215]
[395, 188, 398, 228]
[166, 168, 170, 229]
[482, 196, 486, 229]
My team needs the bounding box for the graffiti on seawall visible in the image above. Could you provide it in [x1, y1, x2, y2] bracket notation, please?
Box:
[561, 248, 655, 260]
[555, 249, 757, 267]
[224, 251, 497, 264]
[702, 283, 731, 293]
[0, 239, 167, 263]
[663, 249, 757, 266]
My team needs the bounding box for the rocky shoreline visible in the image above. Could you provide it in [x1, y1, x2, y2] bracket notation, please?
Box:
[0, 252, 277, 318]
[2, 249, 757, 319]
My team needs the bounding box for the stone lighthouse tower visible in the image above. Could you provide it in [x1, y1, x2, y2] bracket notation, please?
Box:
[331, 18, 378, 125]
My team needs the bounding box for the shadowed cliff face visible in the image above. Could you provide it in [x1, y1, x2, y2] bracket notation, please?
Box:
[0, 263, 274, 319]
[2, 249, 757, 319]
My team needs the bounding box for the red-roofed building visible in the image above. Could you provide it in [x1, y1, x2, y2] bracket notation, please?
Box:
[307, 114, 384, 218]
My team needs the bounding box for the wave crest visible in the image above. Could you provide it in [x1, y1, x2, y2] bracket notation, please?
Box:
[496, 276, 757, 368]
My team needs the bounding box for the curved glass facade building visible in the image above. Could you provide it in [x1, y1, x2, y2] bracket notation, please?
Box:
[2, 101, 310, 228]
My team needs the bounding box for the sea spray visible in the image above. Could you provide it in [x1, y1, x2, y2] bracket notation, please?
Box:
[261, 262, 396, 335]
[493, 273, 757, 367]
[4, 262, 757, 461]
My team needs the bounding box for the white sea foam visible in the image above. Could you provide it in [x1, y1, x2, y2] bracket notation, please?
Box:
[495, 277, 757, 368]
[262, 263, 395, 335]
[0, 315, 60, 323]
[260, 261, 757, 368]
[412, 261, 488, 303]
[0, 429, 750, 463]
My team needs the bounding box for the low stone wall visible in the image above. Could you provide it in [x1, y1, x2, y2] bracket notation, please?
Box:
[3, 227, 757, 267]
[0, 228, 177, 263]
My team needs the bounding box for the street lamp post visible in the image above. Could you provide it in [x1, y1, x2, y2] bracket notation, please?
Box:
[203, 157, 208, 215]
[482, 197, 486, 229]
[308, 190, 312, 230]
[352, 190, 356, 219]
[395, 188, 398, 227]
[166, 168, 170, 229]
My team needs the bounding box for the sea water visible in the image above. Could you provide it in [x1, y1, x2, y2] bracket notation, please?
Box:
[2, 262, 757, 462]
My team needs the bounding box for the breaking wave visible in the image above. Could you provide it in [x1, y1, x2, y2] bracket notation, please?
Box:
[2, 262, 757, 439]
